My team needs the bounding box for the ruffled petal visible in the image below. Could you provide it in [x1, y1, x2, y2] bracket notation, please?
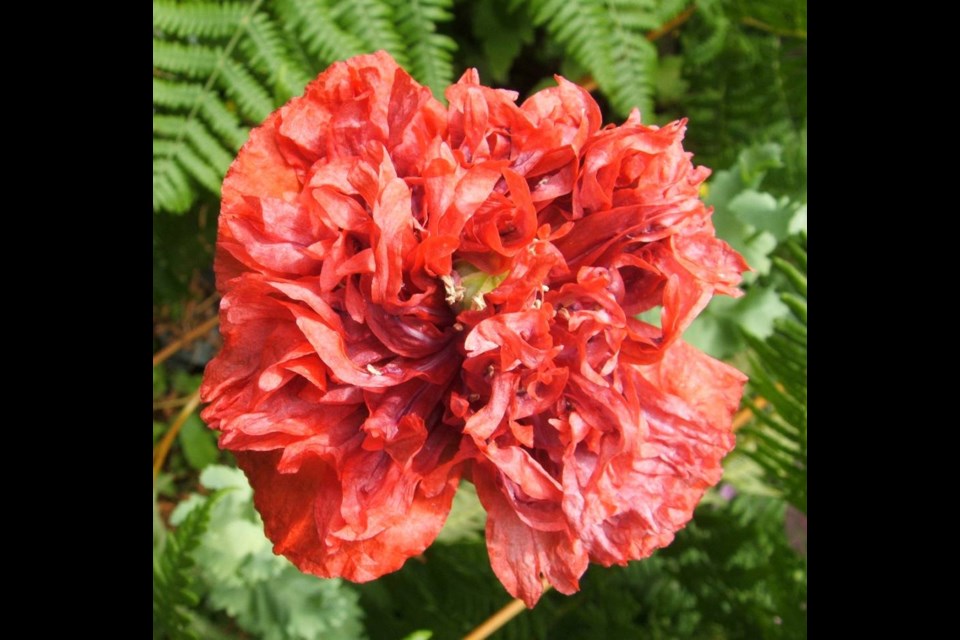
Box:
[236, 450, 460, 582]
[473, 462, 588, 607]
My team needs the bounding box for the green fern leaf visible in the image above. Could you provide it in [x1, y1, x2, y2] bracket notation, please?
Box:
[330, 0, 410, 67]
[153, 74, 249, 212]
[153, 490, 225, 640]
[522, 0, 670, 118]
[241, 11, 314, 100]
[275, 0, 366, 66]
[677, 0, 806, 170]
[152, 0, 462, 214]
[153, 74, 248, 211]
[603, 4, 658, 117]
[740, 233, 807, 514]
[153, 1, 247, 39]
[174, 144, 227, 195]
[153, 156, 196, 215]
[153, 0, 324, 214]
[390, 0, 456, 99]
[608, 0, 660, 31]
[153, 116, 233, 175]
[153, 40, 221, 77]
[219, 58, 275, 121]
[182, 119, 236, 175]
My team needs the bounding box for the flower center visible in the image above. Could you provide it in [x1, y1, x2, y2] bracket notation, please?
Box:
[441, 262, 508, 312]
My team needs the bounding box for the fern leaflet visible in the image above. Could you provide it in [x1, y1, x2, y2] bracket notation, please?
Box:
[274, 0, 366, 66]
[331, 0, 410, 68]
[390, 0, 456, 99]
[520, 0, 684, 118]
[153, 491, 225, 640]
[740, 232, 807, 514]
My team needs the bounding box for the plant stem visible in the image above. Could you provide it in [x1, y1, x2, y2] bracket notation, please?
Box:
[740, 16, 806, 40]
[153, 315, 220, 368]
[153, 395, 196, 411]
[646, 5, 697, 42]
[463, 582, 552, 640]
[153, 388, 202, 482]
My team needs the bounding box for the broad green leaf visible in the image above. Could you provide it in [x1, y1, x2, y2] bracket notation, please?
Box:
[728, 189, 796, 241]
[170, 493, 206, 525]
[685, 286, 788, 359]
[178, 413, 219, 470]
[172, 463, 366, 639]
[200, 464, 251, 493]
[738, 142, 783, 186]
[789, 203, 807, 234]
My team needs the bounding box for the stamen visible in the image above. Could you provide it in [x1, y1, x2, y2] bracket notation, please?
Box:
[440, 274, 465, 306]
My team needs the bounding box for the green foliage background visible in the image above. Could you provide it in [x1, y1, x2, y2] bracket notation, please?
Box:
[153, 1, 806, 637]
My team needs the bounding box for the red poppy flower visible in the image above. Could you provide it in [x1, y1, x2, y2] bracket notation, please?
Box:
[200, 51, 748, 607]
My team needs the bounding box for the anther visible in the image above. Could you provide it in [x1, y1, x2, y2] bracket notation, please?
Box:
[440, 274, 464, 306]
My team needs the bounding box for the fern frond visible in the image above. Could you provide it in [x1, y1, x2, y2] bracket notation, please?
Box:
[218, 59, 274, 121]
[153, 116, 234, 206]
[153, 40, 221, 77]
[174, 144, 228, 195]
[607, 0, 660, 31]
[153, 1, 247, 39]
[275, 0, 366, 66]
[153, 491, 225, 640]
[153, 0, 463, 214]
[153, 0, 327, 215]
[240, 11, 314, 100]
[740, 233, 807, 514]
[678, 0, 806, 169]
[154, 41, 274, 123]
[331, 0, 409, 67]
[154, 156, 197, 215]
[153, 76, 248, 211]
[390, 0, 456, 99]
[655, 0, 692, 24]
[522, 0, 670, 118]
[154, 116, 235, 175]
[604, 1, 658, 117]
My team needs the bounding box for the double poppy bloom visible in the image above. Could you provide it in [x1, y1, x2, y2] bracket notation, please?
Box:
[200, 51, 748, 607]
